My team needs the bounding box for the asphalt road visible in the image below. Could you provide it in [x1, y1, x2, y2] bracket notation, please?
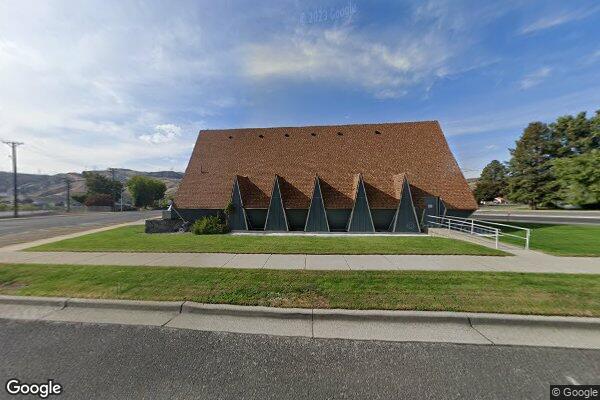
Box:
[0, 211, 160, 247]
[472, 210, 600, 225]
[0, 210, 57, 219]
[0, 319, 598, 400]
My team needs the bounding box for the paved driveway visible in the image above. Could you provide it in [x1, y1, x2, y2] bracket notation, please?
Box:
[0, 211, 159, 247]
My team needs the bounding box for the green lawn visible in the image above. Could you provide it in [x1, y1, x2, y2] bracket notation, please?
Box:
[1, 263, 598, 316]
[28, 225, 507, 256]
[492, 222, 600, 257]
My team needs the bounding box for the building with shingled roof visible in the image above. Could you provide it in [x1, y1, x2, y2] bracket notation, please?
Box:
[171, 121, 477, 233]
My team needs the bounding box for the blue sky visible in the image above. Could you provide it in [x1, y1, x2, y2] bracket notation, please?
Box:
[1, 0, 599, 177]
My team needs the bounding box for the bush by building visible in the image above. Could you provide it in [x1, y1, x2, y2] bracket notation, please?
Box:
[191, 216, 229, 235]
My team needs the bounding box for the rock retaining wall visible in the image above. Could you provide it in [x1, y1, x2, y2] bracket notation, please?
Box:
[145, 219, 186, 233]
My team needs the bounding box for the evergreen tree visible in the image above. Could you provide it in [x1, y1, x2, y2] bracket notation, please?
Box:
[473, 160, 508, 203]
[590, 110, 600, 152]
[507, 122, 560, 209]
[550, 111, 597, 156]
[553, 150, 600, 208]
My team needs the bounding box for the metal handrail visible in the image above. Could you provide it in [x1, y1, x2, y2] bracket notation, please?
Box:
[426, 215, 500, 249]
[472, 219, 531, 250]
[426, 214, 531, 250]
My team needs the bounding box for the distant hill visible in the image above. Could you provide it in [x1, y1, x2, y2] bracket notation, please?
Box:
[466, 177, 478, 191]
[0, 168, 183, 205]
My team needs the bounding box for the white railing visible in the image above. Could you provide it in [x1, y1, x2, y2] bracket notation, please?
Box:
[473, 219, 531, 250]
[425, 215, 531, 250]
[426, 215, 500, 249]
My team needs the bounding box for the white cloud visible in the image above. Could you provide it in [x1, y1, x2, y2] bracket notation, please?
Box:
[139, 124, 182, 144]
[242, 25, 459, 99]
[241, 1, 517, 99]
[0, 1, 236, 173]
[519, 67, 552, 90]
[519, 6, 600, 35]
[1, 0, 595, 176]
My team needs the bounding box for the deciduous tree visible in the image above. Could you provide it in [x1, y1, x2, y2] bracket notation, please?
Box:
[126, 176, 167, 208]
[83, 172, 122, 202]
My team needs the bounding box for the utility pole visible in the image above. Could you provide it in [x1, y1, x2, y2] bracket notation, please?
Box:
[108, 168, 117, 212]
[64, 178, 71, 212]
[2, 141, 24, 218]
[120, 187, 124, 212]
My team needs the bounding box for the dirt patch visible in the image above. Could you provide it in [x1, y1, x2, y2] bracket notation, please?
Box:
[0, 281, 27, 293]
[267, 293, 330, 308]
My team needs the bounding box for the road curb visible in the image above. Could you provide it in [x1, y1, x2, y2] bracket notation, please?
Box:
[468, 313, 600, 328]
[1, 295, 600, 329]
[312, 309, 472, 324]
[66, 298, 184, 312]
[182, 302, 311, 319]
[0, 295, 68, 307]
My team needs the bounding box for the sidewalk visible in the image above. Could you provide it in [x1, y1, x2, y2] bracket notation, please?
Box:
[0, 221, 598, 274]
[1, 295, 598, 349]
[0, 249, 599, 273]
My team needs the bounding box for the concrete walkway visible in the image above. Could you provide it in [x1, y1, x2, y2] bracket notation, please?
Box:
[0, 220, 597, 274]
[1, 296, 598, 349]
[0, 248, 599, 274]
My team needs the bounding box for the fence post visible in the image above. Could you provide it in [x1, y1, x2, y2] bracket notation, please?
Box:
[447, 219, 451, 230]
[525, 229, 530, 250]
[495, 228, 499, 249]
[471, 219, 474, 234]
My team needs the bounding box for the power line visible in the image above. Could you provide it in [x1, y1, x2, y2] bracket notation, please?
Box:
[2, 141, 24, 218]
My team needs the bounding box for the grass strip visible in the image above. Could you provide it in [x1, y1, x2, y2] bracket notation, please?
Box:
[492, 222, 600, 257]
[28, 226, 507, 256]
[1, 263, 598, 316]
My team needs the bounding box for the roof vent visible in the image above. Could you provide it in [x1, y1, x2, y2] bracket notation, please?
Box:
[375, 130, 381, 135]
[284, 133, 290, 137]
[337, 132, 343, 136]
[259, 134, 264, 138]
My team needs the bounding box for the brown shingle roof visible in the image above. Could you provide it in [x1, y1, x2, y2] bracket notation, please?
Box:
[392, 173, 407, 199]
[175, 121, 477, 211]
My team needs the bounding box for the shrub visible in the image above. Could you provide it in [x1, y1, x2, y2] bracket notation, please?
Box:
[224, 201, 235, 216]
[84, 193, 114, 206]
[71, 193, 87, 204]
[191, 216, 229, 235]
[157, 195, 174, 209]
